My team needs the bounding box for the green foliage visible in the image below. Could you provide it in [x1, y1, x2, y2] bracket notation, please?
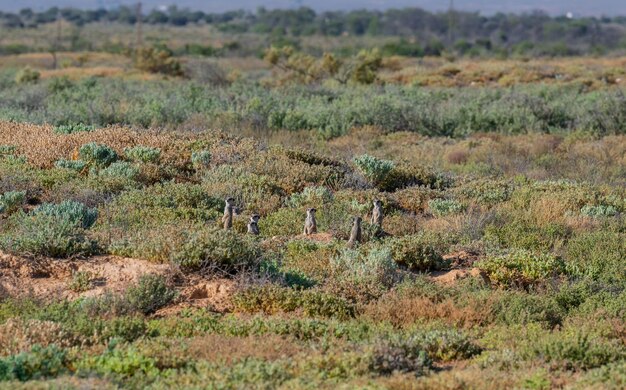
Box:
[0, 211, 96, 258]
[233, 285, 355, 320]
[330, 247, 398, 295]
[169, 228, 260, 271]
[565, 232, 625, 283]
[353, 154, 395, 185]
[0, 345, 70, 381]
[77, 343, 159, 379]
[78, 142, 118, 168]
[54, 159, 87, 172]
[0, 190, 26, 214]
[124, 146, 162, 163]
[34, 200, 98, 229]
[370, 336, 431, 376]
[134, 47, 183, 76]
[191, 150, 211, 169]
[68, 271, 94, 293]
[124, 274, 177, 315]
[286, 186, 334, 208]
[15, 67, 40, 84]
[387, 235, 446, 272]
[98, 161, 140, 180]
[428, 198, 465, 217]
[477, 250, 565, 288]
[580, 204, 619, 217]
[53, 123, 95, 134]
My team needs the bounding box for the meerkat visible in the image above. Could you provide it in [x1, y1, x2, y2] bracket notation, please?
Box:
[303, 208, 317, 235]
[347, 216, 362, 248]
[371, 199, 383, 226]
[247, 220, 259, 235]
[222, 197, 235, 230]
[247, 214, 260, 235]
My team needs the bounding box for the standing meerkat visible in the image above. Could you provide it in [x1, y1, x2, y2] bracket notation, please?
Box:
[303, 208, 317, 235]
[371, 199, 383, 226]
[222, 197, 235, 230]
[347, 216, 362, 248]
[247, 214, 260, 235]
[247, 220, 259, 235]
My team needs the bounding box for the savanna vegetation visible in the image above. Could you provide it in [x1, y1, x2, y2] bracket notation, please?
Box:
[0, 3, 624, 390]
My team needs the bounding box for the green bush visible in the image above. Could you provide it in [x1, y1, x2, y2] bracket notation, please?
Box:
[0, 212, 96, 258]
[565, 232, 625, 283]
[286, 186, 334, 208]
[477, 250, 565, 288]
[387, 235, 446, 272]
[370, 336, 431, 376]
[580, 204, 618, 217]
[54, 159, 87, 172]
[78, 142, 118, 168]
[428, 198, 465, 217]
[0, 190, 26, 214]
[330, 247, 398, 294]
[0, 345, 70, 381]
[124, 146, 161, 163]
[404, 329, 482, 361]
[233, 285, 355, 320]
[77, 344, 159, 379]
[68, 271, 94, 293]
[170, 228, 260, 271]
[34, 200, 98, 229]
[53, 123, 96, 134]
[191, 150, 211, 169]
[15, 67, 40, 84]
[353, 154, 395, 185]
[125, 274, 177, 315]
[98, 161, 140, 180]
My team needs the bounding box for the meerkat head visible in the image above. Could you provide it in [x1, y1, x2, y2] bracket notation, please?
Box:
[374, 199, 382, 207]
[225, 197, 235, 206]
[354, 216, 362, 224]
[250, 214, 260, 223]
[307, 208, 317, 215]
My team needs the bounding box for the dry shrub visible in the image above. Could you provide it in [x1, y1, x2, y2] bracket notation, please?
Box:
[0, 121, 194, 169]
[446, 147, 470, 165]
[187, 334, 303, 364]
[383, 213, 423, 236]
[362, 294, 494, 329]
[0, 318, 84, 355]
[392, 186, 440, 214]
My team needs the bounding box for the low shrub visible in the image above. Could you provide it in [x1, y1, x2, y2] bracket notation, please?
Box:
[0, 190, 26, 214]
[78, 142, 118, 168]
[330, 247, 399, 296]
[98, 161, 140, 180]
[428, 198, 466, 217]
[286, 186, 334, 208]
[33, 200, 98, 229]
[387, 235, 446, 272]
[0, 212, 96, 258]
[477, 250, 565, 288]
[370, 336, 432, 376]
[564, 232, 625, 283]
[125, 274, 177, 315]
[0, 344, 70, 381]
[170, 228, 260, 272]
[53, 124, 95, 135]
[54, 159, 87, 172]
[68, 271, 95, 293]
[124, 146, 161, 163]
[353, 154, 395, 186]
[191, 150, 211, 169]
[580, 204, 618, 217]
[233, 285, 355, 320]
[14, 67, 40, 84]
